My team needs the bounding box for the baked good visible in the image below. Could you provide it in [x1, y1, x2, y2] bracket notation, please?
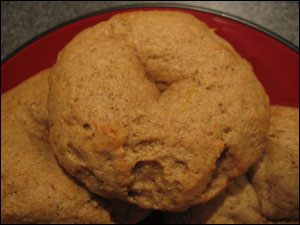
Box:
[1, 69, 150, 224]
[162, 176, 267, 224]
[161, 106, 299, 223]
[249, 106, 299, 220]
[162, 176, 299, 224]
[48, 11, 270, 212]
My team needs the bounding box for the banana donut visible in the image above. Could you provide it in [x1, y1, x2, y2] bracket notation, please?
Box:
[48, 11, 270, 212]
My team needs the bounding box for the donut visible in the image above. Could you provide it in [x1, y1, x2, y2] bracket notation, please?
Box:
[48, 11, 270, 212]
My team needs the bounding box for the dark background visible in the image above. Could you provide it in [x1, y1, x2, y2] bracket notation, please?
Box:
[1, 1, 299, 61]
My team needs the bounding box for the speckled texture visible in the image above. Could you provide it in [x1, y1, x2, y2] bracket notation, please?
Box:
[162, 176, 267, 224]
[161, 106, 299, 224]
[1, 69, 151, 224]
[162, 176, 299, 224]
[1, 1, 299, 61]
[249, 106, 299, 221]
[48, 11, 270, 212]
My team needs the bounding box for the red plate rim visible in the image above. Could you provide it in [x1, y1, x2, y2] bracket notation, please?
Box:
[1, 3, 298, 66]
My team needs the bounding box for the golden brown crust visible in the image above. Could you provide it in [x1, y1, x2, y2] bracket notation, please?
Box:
[48, 11, 270, 212]
[249, 106, 299, 220]
[161, 106, 299, 223]
[1, 69, 150, 224]
[162, 176, 267, 224]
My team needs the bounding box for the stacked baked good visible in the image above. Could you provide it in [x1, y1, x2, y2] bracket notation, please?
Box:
[162, 106, 299, 224]
[1, 11, 298, 224]
[1, 69, 151, 224]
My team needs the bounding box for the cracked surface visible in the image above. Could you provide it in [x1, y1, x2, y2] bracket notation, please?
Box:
[161, 106, 299, 224]
[48, 11, 270, 212]
[1, 69, 150, 224]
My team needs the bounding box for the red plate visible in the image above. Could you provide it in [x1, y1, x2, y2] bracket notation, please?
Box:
[1, 4, 299, 108]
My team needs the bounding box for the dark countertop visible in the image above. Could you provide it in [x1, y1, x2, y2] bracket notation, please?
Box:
[1, 1, 299, 61]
